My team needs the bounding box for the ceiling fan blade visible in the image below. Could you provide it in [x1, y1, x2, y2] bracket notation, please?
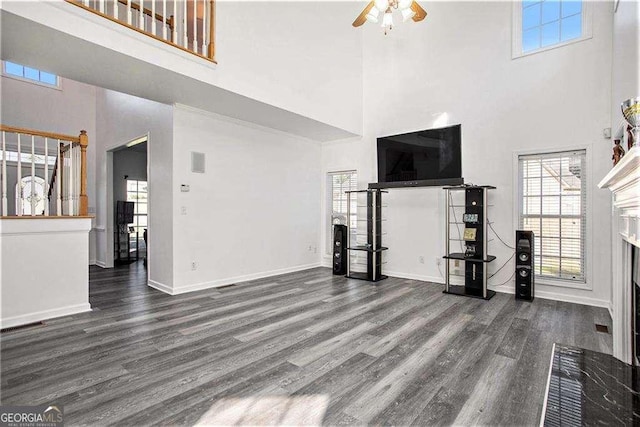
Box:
[353, 1, 375, 27]
[411, 1, 427, 22]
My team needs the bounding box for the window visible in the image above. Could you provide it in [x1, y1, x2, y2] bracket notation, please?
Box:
[16, 176, 46, 216]
[513, 1, 591, 58]
[518, 150, 586, 283]
[126, 180, 148, 238]
[327, 171, 357, 254]
[2, 61, 59, 87]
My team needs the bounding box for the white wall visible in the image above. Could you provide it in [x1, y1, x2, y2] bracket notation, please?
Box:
[322, 1, 614, 307]
[0, 218, 92, 328]
[95, 88, 173, 287]
[0, 75, 98, 262]
[167, 105, 321, 294]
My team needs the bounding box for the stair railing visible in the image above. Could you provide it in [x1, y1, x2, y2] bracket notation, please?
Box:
[0, 125, 88, 217]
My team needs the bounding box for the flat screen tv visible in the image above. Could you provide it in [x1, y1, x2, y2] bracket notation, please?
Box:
[371, 124, 463, 189]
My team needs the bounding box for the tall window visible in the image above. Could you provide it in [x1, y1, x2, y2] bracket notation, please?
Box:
[327, 171, 357, 254]
[3, 61, 59, 87]
[514, 0, 590, 58]
[518, 150, 586, 282]
[126, 180, 147, 237]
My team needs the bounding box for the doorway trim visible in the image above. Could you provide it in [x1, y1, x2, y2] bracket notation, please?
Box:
[105, 133, 149, 269]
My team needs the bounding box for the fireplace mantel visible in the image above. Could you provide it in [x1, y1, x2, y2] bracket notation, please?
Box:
[599, 146, 640, 245]
[599, 145, 640, 365]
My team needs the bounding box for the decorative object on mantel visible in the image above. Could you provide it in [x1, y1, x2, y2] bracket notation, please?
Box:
[352, 0, 427, 35]
[622, 97, 640, 149]
[613, 139, 625, 166]
[628, 125, 636, 150]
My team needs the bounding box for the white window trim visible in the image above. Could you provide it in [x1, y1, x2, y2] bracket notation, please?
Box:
[512, 144, 593, 291]
[512, 1, 593, 60]
[2, 61, 62, 91]
[326, 170, 357, 256]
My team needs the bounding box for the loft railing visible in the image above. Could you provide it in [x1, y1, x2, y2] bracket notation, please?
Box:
[66, 0, 216, 62]
[0, 125, 88, 217]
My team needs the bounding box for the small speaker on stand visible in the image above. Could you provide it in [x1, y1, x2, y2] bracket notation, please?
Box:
[333, 224, 348, 275]
[515, 230, 534, 301]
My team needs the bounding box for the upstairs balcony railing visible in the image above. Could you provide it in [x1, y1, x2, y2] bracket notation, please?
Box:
[66, 0, 216, 62]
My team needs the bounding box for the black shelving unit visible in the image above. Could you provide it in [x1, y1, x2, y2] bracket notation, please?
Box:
[345, 189, 388, 282]
[443, 185, 496, 299]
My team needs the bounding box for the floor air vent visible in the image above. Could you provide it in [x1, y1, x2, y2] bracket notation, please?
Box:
[595, 324, 609, 333]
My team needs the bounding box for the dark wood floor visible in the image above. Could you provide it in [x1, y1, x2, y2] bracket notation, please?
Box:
[1, 263, 612, 425]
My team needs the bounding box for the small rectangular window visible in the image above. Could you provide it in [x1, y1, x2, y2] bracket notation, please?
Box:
[2, 61, 59, 88]
[518, 150, 586, 283]
[514, 0, 590, 58]
[327, 171, 357, 254]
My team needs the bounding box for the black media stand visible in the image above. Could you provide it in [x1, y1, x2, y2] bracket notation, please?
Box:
[443, 185, 496, 300]
[345, 189, 388, 282]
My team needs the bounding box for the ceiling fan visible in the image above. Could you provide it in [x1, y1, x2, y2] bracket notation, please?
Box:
[352, 0, 427, 34]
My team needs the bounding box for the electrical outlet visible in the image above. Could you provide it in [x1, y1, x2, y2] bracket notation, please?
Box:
[191, 261, 197, 271]
[419, 256, 425, 264]
[181, 206, 187, 215]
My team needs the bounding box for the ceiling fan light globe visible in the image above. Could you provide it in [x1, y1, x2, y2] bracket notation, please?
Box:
[381, 11, 393, 27]
[365, 8, 380, 23]
[374, 0, 389, 12]
[398, 0, 412, 10]
[401, 8, 416, 21]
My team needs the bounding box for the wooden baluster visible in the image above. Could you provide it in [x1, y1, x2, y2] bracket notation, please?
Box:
[162, 0, 167, 40]
[44, 137, 49, 216]
[99, 0, 105, 13]
[208, 0, 215, 59]
[79, 131, 88, 216]
[17, 134, 22, 216]
[127, 0, 132, 25]
[201, 0, 206, 55]
[183, 0, 188, 48]
[56, 140, 62, 216]
[113, 0, 118, 20]
[31, 135, 36, 216]
[1, 131, 6, 216]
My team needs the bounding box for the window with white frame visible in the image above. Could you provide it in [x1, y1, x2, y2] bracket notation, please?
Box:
[126, 180, 148, 239]
[518, 150, 586, 283]
[327, 171, 357, 254]
[513, 0, 591, 58]
[2, 61, 59, 87]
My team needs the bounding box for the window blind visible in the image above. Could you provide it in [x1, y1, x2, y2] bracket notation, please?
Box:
[518, 150, 586, 282]
[327, 171, 357, 254]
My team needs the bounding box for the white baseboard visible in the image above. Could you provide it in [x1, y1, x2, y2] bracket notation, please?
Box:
[171, 263, 322, 295]
[491, 284, 610, 308]
[1, 303, 92, 329]
[89, 259, 97, 266]
[608, 302, 614, 321]
[95, 260, 108, 268]
[148, 279, 175, 295]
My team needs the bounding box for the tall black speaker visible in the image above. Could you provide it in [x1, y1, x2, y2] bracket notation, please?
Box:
[333, 224, 348, 275]
[515, 230, 534, 301]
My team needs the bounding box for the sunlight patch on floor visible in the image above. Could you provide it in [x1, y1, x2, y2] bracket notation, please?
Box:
[195, 394, 330, 426]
